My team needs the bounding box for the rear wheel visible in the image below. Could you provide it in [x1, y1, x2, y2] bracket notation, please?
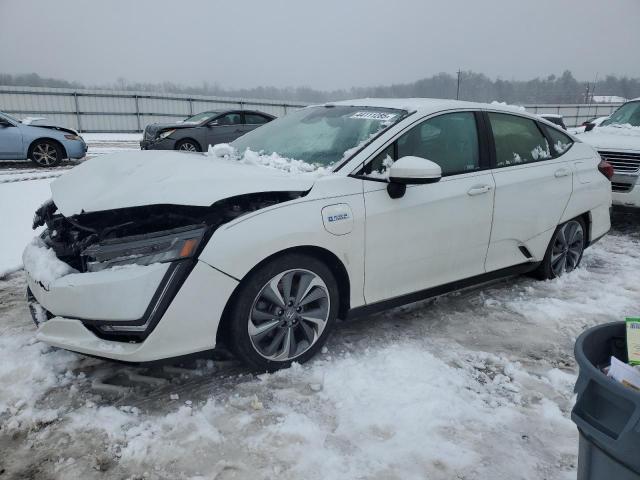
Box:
[175, 139, 201, 152]
[226, 253, 339, 371]
[536, 218, 586, 279]
[29, 140, 62, 167]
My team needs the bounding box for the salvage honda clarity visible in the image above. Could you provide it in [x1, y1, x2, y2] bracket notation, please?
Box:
[24, 99, 612, 371]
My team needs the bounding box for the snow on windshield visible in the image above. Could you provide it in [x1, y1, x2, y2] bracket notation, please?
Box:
[207, 143, 333, 175]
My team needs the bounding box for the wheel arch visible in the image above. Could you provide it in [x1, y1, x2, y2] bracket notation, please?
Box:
[28, 137, 67, 159]
[175, 137, 202, 151]
[215, 245, 351, 346]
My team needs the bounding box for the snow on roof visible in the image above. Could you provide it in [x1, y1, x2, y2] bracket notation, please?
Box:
[327, 98, 540, 119]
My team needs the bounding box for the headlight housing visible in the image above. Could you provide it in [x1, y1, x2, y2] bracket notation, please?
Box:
[64, 134, 82, 141]
[81, 225, 206, 272]
[158, 129, 176, 140]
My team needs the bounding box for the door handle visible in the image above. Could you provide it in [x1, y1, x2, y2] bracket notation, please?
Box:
[467, 185, 493, 196]
[234, 128, 243, 133]
[554, 167, 571, 178]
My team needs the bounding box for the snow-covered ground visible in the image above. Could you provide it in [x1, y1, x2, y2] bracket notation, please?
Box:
[1, 136, 640, 479]
[1, 218, 640, 477]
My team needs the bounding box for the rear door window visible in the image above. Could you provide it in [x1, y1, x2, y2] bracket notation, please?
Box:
[244, 113, 271, 125]
[214, 113, 242, 126]
[488, 113, 551, 167]
[540, 124, 574, 156]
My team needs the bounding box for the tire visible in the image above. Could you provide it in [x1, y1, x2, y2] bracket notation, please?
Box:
[175, 139, 201, 152]
[535, 217, 586, 280]
[29, 140, 62, 167]
[226, 253, 339, 371]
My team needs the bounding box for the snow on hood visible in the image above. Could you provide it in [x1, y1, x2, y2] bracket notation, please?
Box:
[577, 124, 640, 151]
[51, 150, 317, 216]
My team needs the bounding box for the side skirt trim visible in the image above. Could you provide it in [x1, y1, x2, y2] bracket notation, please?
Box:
[346, 262, 540, 319]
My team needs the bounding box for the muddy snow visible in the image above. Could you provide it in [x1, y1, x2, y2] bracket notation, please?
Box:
[1, 213, 639, 479]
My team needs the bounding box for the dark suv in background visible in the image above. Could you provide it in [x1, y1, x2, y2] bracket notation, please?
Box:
[140, 110, 275, 152]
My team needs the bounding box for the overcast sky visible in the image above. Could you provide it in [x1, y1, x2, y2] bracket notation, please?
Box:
[1, 0, 639, 90]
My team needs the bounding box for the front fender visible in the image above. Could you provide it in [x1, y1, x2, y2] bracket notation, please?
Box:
[198, 194, 366, 309]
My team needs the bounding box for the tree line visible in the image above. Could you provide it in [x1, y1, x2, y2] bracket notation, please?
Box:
[1, 70, 639, 104]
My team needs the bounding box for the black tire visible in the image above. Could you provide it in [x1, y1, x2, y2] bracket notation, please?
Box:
[29, 140, 63, 167]
[535, 217, 586, 280]
[175, 139, 201, 152]
[226, 253, 339, 371]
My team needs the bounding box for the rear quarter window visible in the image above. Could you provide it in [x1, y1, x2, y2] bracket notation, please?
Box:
[540, 124, 574, 157]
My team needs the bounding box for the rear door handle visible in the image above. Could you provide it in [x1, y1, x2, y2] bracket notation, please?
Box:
[467, 185, 493, 196]
[554, 167, 571, 178]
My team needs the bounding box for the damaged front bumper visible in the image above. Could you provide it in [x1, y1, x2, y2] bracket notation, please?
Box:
[26, 260, 238, 362]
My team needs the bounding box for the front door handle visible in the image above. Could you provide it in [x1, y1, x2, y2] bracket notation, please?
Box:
[467, 185, 493, 196]
[554, 167, 571, 178]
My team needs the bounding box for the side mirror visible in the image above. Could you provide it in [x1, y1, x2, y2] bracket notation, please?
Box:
[208, 120, 220, 127]
[387, 156, 442, 199]
[584, 122, 596, 132]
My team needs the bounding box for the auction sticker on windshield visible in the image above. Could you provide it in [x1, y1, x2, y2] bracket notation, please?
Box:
[350, 111, 398, 121]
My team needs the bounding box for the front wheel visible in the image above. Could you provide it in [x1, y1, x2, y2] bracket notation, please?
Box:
[29, 140, 62, 167]
[175, 139, 201, 152]
[226, 253, 339, 371]
[536, 218, 586, 279]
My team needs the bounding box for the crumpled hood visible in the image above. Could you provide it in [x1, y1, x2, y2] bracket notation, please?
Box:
[577, 125, 640, 152]
[51, 151, 316, 216]
[144, 121, 195, 136]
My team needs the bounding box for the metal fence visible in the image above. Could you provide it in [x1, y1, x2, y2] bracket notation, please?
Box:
[0, 86, 307, 133]
[0, 85, 624, 132]
[522, 103, 622, 128]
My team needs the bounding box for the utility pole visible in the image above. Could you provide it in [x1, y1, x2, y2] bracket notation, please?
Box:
[456, 69, 461, 100]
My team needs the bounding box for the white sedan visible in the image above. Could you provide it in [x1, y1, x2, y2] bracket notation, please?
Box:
[24, 99, 612, 371]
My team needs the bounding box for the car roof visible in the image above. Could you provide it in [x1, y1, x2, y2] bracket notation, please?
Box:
[326, 98, 539, 119]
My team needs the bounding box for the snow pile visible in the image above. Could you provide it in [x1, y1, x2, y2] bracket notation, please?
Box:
[364, 155, 394, 180]
[207, 143, 332, 175]
[22, 236, 77, 288]
[554, 140, 571, 154]
[0, 179, 53, 278]
[491, 101, 526, 112]
[531, 143, 552, 160]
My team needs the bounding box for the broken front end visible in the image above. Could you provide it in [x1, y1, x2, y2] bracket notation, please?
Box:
[24, 192, 303, 362]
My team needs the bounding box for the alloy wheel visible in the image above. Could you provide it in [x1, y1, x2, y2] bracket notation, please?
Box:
[178, 142, 197, 152]
[32, 143, 58, 166]
[550, 220, 584, 276]
[248, 269, 330, 361]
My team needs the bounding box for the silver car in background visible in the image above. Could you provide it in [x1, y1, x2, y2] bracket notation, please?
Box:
[0, 111, 87, 167]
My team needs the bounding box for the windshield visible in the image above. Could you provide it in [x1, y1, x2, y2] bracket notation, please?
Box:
[0, 112, 20, 123]
[182, 111, 220, 124]
[231, 105, 406, 167]
[600, 101, 640, 127]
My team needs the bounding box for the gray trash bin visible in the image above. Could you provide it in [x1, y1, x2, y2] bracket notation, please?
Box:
[572, 321, 640, 480]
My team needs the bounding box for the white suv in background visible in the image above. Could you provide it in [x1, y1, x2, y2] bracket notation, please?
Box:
[24, 99, 612, 371]
[578, 98, 640, 210]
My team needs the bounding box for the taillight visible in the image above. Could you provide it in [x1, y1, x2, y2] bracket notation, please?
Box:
[598, 160, 614, 180]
